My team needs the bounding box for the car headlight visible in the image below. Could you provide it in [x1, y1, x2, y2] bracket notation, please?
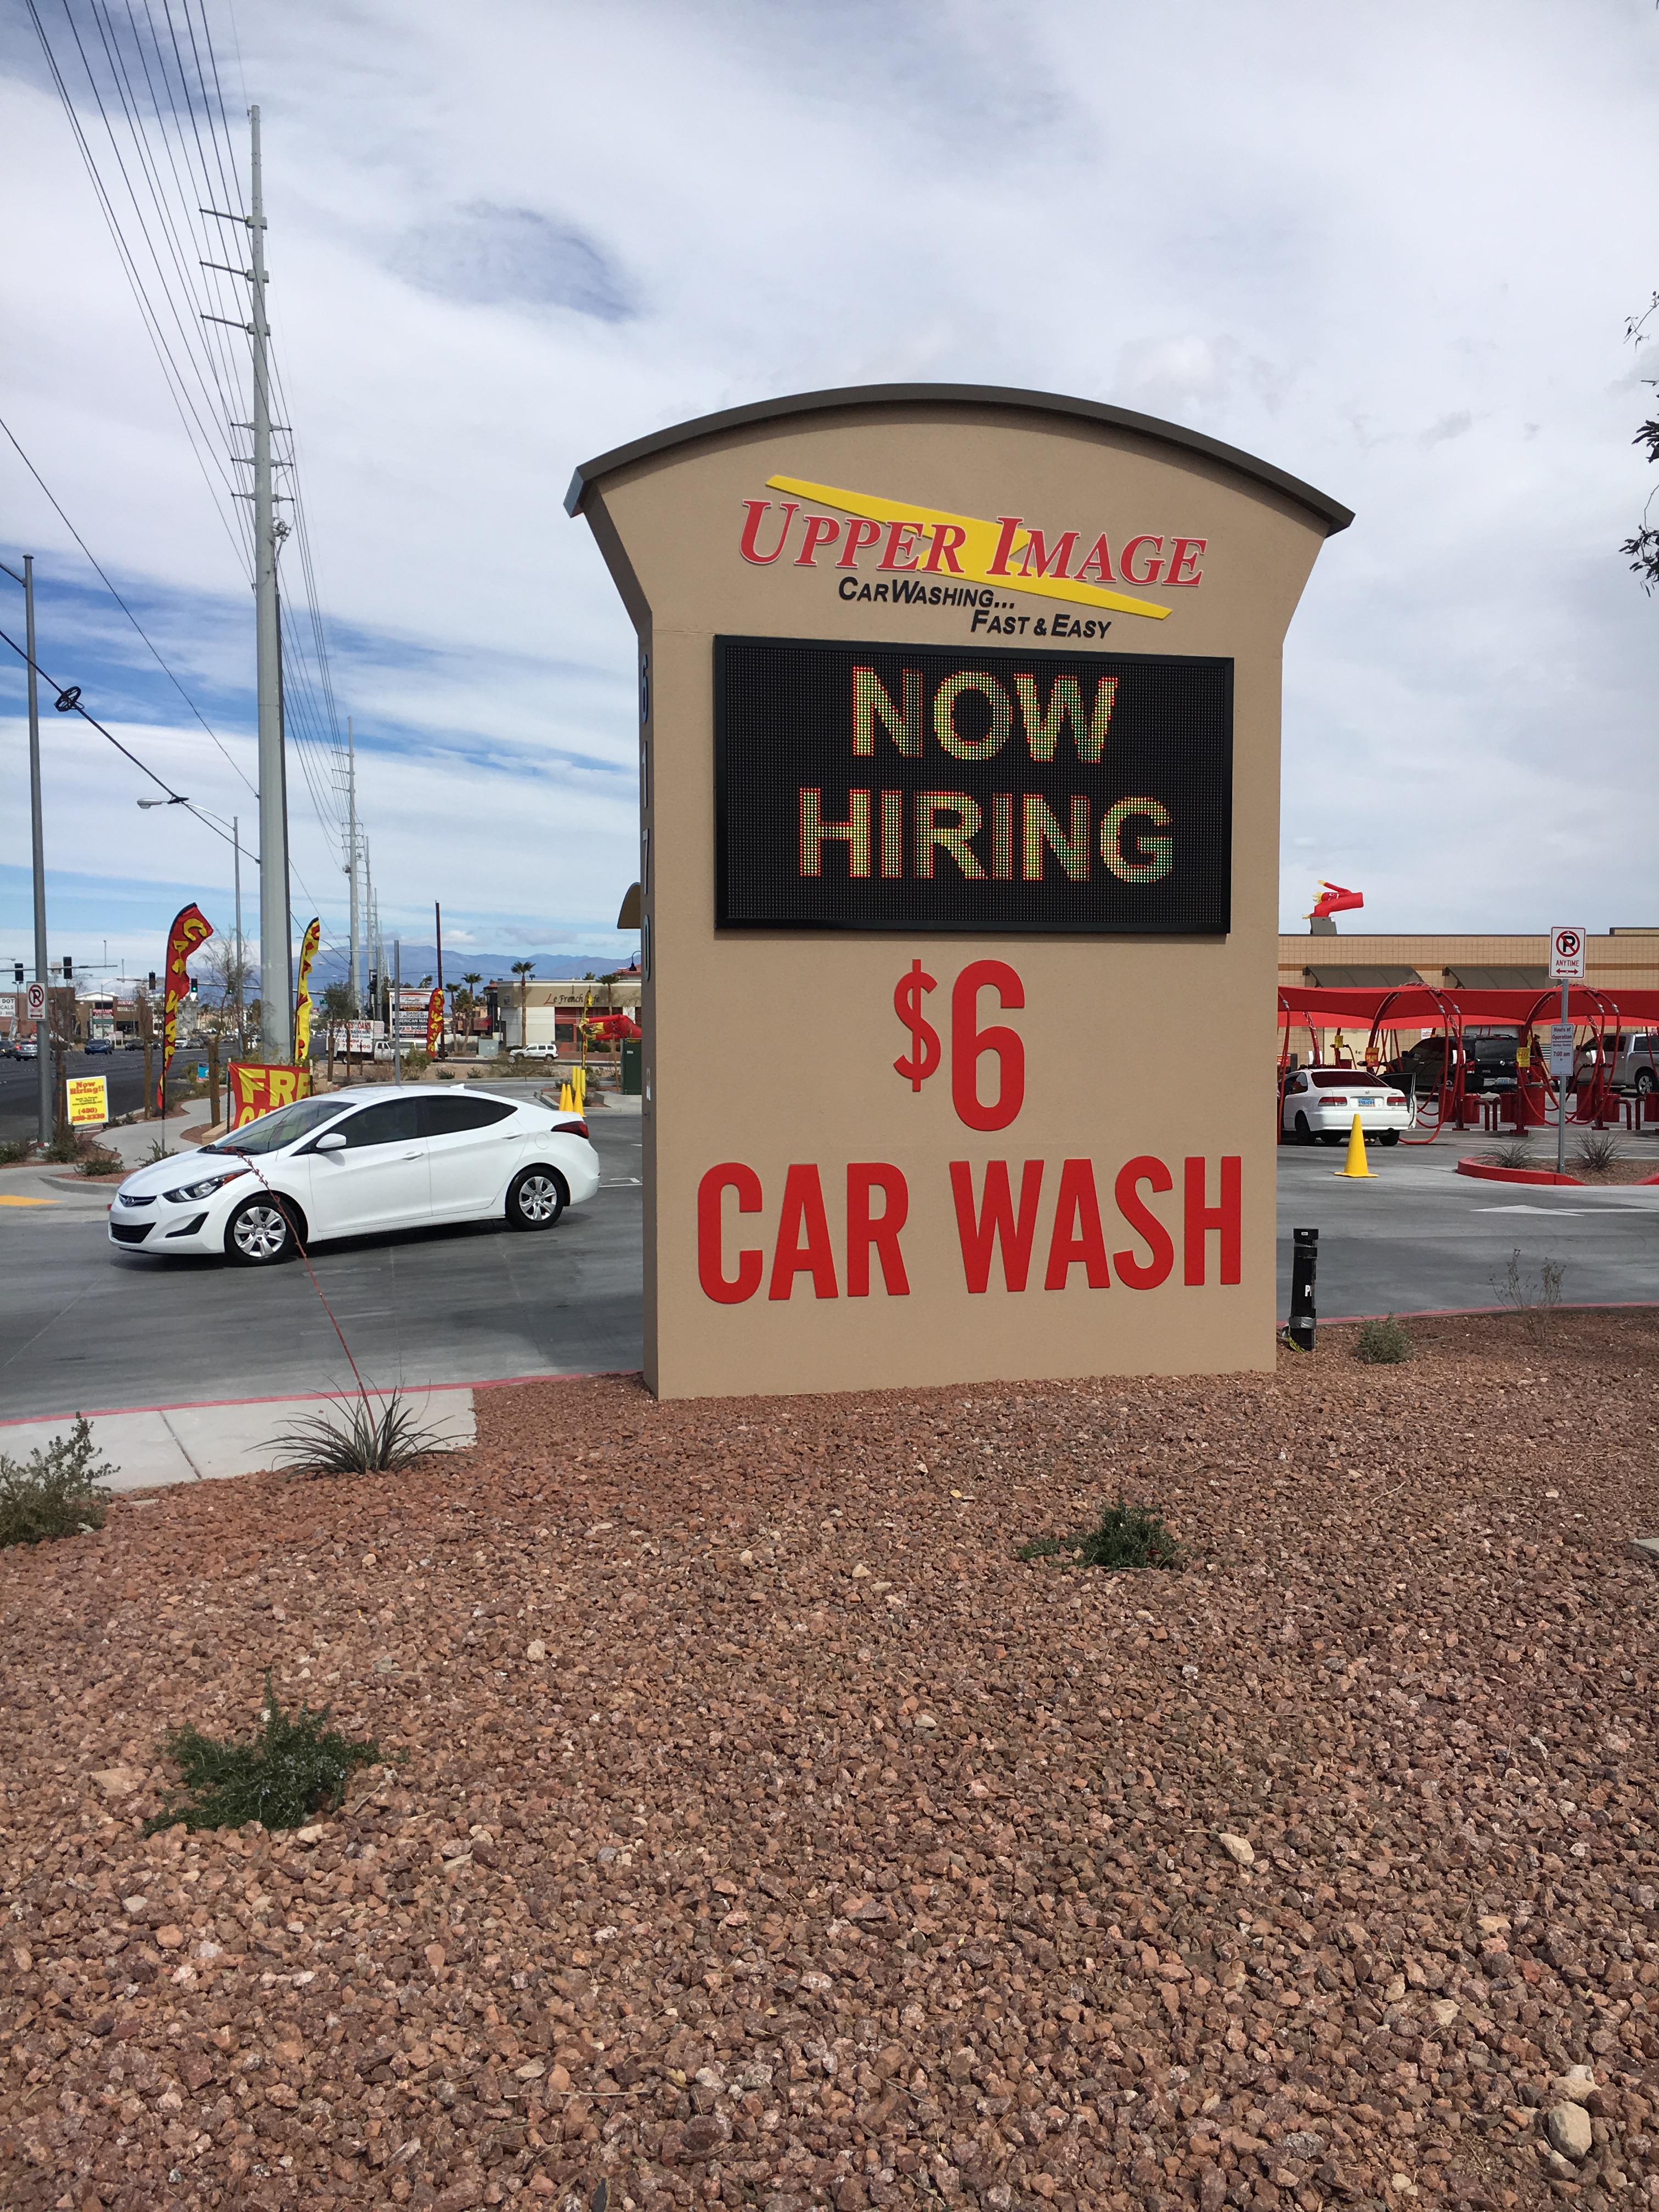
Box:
[162, 1167, 249, 1204]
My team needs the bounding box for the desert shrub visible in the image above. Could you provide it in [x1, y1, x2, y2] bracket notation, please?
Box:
[1493, 1247, 1567, 1348]
[272, 1391, 447, 1477]
[1572, 1131, 1622, 1173]
[0, 1138, 31, 1164]
[74, 1145, 124, 1177]
[145, 1674, 383, 1834]
[1019, 1493, 1184, 1571]
[1486, 1136, 1534, 1169]
[1356, 1314, 1414, 1363]
[0, 1417, 114, 1548]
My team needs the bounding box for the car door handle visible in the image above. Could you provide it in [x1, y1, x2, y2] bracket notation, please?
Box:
[400, 1150, 422, 1159]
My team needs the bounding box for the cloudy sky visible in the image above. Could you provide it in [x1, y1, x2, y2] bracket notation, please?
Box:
[2, 0, 1656, 989]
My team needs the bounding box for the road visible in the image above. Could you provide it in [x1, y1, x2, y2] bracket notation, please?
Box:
[1, 1121, 1654, 1423]
[0, 1110, 642, 1421]
[0, 1046, 205, 1142]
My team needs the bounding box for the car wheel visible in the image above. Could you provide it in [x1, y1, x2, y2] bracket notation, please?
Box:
[225, 1195, 296, 1266]
[1318, 1131, 1342, 1146]
[1381, 1131, 1400, 1146]
[507, 1166, 566, 1231]
[1293, 1113, 1311, 1144]
[1637, 1070, 1656, 1097]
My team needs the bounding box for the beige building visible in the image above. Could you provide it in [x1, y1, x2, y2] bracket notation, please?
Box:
[496, 975, 641, 1052]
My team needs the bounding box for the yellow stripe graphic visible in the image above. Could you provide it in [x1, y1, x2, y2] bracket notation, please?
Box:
[765, 475, 1172, 622]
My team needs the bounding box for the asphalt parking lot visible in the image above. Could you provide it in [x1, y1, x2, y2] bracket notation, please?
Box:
[1, 1119, 1654, 1423]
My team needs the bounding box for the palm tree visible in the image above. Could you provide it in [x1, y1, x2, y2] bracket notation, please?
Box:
[511, 960, 535, 1053]
[459, 970, 483, 1045]
[320, 981, 354, 1082]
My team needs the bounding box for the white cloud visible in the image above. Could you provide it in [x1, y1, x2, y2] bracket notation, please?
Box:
[1, 0, 1656, 961]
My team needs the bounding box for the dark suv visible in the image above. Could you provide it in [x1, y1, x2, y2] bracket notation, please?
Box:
[1390, 1035, 1519, 1096]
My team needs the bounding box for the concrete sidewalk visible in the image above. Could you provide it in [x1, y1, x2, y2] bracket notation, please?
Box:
[0, 1386, 476, 1493]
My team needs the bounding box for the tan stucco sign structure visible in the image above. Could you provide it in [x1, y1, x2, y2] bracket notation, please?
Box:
[568, 385, 1350, 1400]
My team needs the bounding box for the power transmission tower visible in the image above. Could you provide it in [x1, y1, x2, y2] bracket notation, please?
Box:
[205, 105, 291, 1059]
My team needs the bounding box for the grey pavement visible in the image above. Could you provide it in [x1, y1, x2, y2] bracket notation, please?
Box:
[0, 1113, 643, 1421]
[1273, 1127, 1659, 1321]
[0, 1387, 476, 1492]
[3, 1110, 1655, 1427]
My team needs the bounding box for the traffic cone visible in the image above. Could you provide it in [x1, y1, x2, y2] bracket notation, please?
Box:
[1337, 1112, 1374, 1178]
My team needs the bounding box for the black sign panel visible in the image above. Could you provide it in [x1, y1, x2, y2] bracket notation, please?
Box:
[714, 634, 1233, 934]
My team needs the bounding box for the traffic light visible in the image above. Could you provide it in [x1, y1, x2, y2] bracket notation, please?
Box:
[11, 963, 20, 985]
[62, 955, 73, 981]
[189, 977, 199, 998]
[148, 971, 157, 992]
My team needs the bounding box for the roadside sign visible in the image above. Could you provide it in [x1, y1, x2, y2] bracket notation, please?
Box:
[196, 1063, 208, 1081]
[65, 1075, 109, 1128]
[1548, 1022, 1575, 1078]
[1549, 926, 1585, 980]
[26, 980, 45, 1017]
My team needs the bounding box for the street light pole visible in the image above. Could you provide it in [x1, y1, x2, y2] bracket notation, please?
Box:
[0, 553, 53, 1144]
[249, 104, 292, 1061]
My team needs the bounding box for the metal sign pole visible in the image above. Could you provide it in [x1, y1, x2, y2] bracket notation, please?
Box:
[1558, 975, 1568, 1179]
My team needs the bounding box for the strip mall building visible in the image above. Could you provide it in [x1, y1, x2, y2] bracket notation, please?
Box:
[1278, 928, 1659, 1056]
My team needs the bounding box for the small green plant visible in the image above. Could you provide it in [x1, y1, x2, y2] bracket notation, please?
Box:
[1017, 1492, 1184, 1571]
[1492, 1246, 1567, 1348]
[1486, 1136, 1534, 1169]
[144, 1135, 173, 1163]
[1356, 1313, 1414, 1364]
[1572, 1131, 1622, 1174]
[0, 1137, 31, 1165]
[0, 1416, 115, 1548]
[43, 1126, 90, 1164]
[74, 1144, 124, 1178]
[271, 1390, 447, 1477]
[144, 1674, 384, 1834]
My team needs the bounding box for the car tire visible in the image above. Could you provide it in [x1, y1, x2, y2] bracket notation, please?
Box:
[1381, 1131, 1400, 1146]
[507, 1166, 566, 1231]
[1293, 1113, 1311, 1144]
[225, 1194, 297, 1266]
[1637, 1071, 1656, 1097]
[1318, 1131, 1342, 1146]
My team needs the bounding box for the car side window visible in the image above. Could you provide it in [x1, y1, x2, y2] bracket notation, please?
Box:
[334, 1098, 424, 1149]
[420, 1097, 516, 1136]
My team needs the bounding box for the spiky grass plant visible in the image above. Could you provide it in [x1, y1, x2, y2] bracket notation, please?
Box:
[271, 1390, 447, 1478]
[1018, 1492, 1184, 1571]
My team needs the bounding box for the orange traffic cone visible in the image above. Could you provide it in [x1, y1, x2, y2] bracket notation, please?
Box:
[1336, 1112, 1374, 1178]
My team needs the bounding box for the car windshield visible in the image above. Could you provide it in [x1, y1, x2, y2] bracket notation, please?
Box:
[205, 1096, 347, 1156]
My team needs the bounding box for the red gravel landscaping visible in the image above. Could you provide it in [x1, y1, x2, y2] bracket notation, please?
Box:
[2, 1313, 1656, 2212]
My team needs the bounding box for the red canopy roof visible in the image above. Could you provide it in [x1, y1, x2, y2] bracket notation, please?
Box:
[1278, 985, 1659, 1029]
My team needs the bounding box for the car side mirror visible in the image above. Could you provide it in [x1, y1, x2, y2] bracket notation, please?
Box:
[314, 1131, 347, 1152]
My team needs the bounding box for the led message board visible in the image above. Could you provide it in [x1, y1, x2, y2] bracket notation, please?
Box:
[715, 635, 1231, 934]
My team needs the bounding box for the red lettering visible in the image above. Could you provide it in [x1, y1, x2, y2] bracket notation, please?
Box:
[1166, 535, 1206, 586]
[846, 1164, 910, 1297]
[987, 515, 1024, 576]
[879, 520, 925, 571]
[697, 1163, 763, 1303]
[1018, 528, 1079, 580]
[738, 499, 798, 565]
[1043, 1159, 1110, 1289]
[950, 1160, 1044, 1293]
[794, 514, 842, 566]
[1073, 532, 1115, 584]
[950, 960, 1025, 1132]
[1112, 1156, 1174, 1288]
[923, 522, 967, 574]
[837, 517, 883, 567]
[1183, 1155, 1242, 1285]
[1120, 534, 1166, 585]
[769, 1164, 838, 1300]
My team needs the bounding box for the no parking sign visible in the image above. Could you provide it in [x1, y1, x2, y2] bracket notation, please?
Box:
[1550, 926, 1585, 981]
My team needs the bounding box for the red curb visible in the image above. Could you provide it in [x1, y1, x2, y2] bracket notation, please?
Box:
[1455, 1160, 1583, 1186]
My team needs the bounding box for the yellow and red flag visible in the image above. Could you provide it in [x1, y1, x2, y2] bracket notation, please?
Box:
[294, 917, 321, 1064]
[228, 1061, 311, 1130]
[426, 988, 444, 1056]
[159, 902, 212, 1107]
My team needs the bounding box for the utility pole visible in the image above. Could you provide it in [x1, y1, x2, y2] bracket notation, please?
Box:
[232, 814, 244, 1059]
[249, 105, 290, 1059]
[346, 715, 361, 1012]
[1, 554, 53, 1143]
[435, 899, 445, 1059]
[393, 936, 403, 1086]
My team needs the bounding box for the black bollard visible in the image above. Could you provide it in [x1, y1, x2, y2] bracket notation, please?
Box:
[1287, 1225, 1318, 1351]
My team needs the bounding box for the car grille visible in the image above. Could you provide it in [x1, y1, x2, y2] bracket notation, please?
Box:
[110, 1222, 153, 1245]
[118, 1193, 155, 1209]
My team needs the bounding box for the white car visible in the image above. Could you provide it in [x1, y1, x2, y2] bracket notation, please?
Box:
[1282, 1066, 1412, 1146]
[107, 1085, 600, 1265]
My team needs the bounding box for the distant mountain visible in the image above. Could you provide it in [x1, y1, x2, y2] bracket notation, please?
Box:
[301, 946, 631, 989]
